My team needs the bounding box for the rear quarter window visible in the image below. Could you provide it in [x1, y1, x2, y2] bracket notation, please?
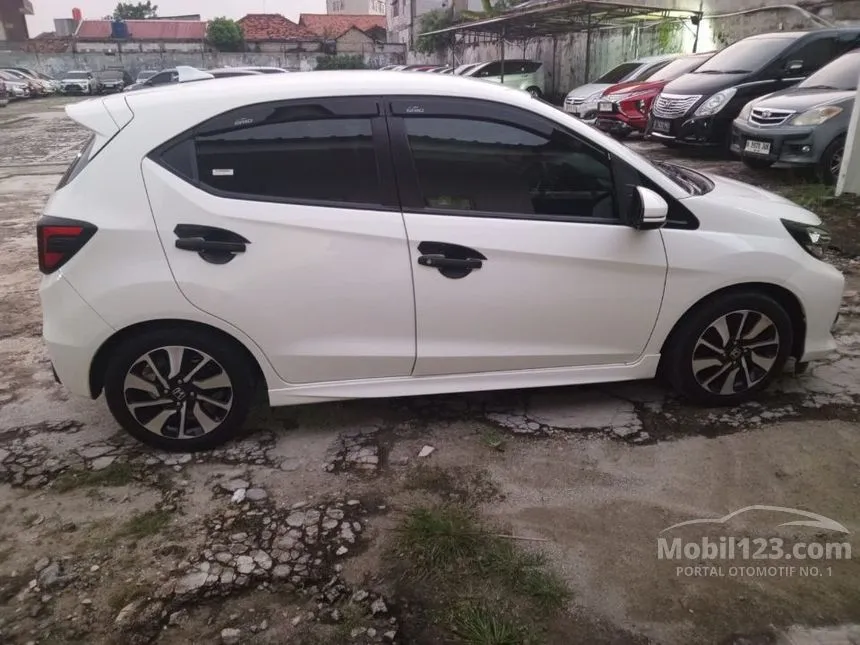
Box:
[56, 134, 96, 190]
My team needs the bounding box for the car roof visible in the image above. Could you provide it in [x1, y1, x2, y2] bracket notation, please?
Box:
[631, 53, 682, 63]
[124, 69, 539, 114]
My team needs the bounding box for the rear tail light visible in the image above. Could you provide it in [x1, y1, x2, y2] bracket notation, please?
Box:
[37, 216, 97, 274]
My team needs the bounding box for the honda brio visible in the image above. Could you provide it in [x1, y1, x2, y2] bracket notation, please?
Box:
[38, 71, 844, 451]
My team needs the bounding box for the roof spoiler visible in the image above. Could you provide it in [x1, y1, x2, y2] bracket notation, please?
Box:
[176, 66, 214, 83]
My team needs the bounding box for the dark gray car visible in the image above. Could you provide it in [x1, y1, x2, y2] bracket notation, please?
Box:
[730, 48, 860, 184]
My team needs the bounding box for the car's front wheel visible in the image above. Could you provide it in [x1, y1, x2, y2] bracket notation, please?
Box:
[662, 291, 793, 406]
[103, 328, 256, 451]
[817, 135, 845, 185]
[525, 86, 542, 98]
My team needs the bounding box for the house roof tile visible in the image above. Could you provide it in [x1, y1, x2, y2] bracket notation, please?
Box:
[298, 13, 387, 39]
[237, 14, 317, 41]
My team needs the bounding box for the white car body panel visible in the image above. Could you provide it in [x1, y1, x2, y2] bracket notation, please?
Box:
[39, 71, 843, 408]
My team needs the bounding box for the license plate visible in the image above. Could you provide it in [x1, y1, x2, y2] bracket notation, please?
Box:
[744, 139, 771, 155]
[598, 101, 613, 112]
[652, 119, 671, 133]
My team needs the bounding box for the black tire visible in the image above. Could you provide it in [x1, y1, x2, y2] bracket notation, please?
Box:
[662, 291, 793, 407]
[103, 327, 257, 451]
[742, 157, 773, 170]
[816, 135, 845, 186]
[526, 86, 542, 98]
[610, 130, 630, 141]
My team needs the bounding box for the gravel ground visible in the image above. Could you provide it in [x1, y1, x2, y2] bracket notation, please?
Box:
[1, 97, 859, 645]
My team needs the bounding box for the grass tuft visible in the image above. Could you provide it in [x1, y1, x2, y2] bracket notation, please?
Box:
[53, 463, 135, 492]
[114, 509, 172, 541]
[451, 601, 532, 645]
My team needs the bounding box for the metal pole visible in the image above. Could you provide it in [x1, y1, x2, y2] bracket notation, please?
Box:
[692, 0, 703, 53]
[500, 27, 505, 83]
[584, 11, 591, 83]
[551, 35, 558, 98]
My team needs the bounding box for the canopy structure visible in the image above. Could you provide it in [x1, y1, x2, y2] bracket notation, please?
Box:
[420, 0, 704, 86]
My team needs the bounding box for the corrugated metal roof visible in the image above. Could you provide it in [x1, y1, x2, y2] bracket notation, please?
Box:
[76, 19, 207, 41]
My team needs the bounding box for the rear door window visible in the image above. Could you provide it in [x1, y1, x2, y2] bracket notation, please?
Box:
[785, 37, 839, 74]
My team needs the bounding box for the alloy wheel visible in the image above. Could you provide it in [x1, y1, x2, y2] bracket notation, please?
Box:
[123, 345, 234, 439]
[691, 310, 780, 396]
[830, 146, 844, 180]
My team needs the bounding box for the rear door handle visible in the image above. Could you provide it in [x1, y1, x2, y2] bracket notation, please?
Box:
[175, 237, 246, 254]
[417, 254, 483, 270]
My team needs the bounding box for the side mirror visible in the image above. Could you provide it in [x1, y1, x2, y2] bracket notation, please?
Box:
[628, 186, 668, 230]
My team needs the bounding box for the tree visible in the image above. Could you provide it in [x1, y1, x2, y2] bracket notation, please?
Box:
[315, 54, 366, 70]
[207, 17, 244, 52]
[416, 9, 458, 55]
[113, 1, 158, 19]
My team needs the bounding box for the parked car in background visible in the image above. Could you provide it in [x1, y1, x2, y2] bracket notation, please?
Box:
[40, 71, 843, 450]
[235, 66, 289, 74]
[0, 71, 31, 99]
[453, 62, 483, 75]
[96, 70, 134, 93]
[595, 51, 715, 139]
[731, 47, 860, 184]
[5, 68, 56, 94]
[136, 70, 159, 83]
[0, 68, 48, 96]
[124, 68, 180, 92]
[60, 70, 101, 95]
[647, 28, 860, 149]
[465, 59, 545, 97]
[564, 54, 680, 120]
[206, 68, 265, 78]
[0, 80, 8, 107]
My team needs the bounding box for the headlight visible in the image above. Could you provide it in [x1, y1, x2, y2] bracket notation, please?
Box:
[781, 219, 830, 259]
[790, 106, 843, 126]
[738, 100, 754, 121]
[694, 88, 737, 117]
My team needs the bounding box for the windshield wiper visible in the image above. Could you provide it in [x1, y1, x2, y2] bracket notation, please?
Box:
[696, 69, 750, 74]
[800, 84, 838, 90]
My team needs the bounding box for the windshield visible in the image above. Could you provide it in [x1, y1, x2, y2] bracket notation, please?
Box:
[66, 71, 89, 79]
[799, 50, 860, 90]
[138, 71, 156, 80]
[695, 36, 796, 73]
[645, 55, 711, 81]
[595, 62, 642, 84]
[3, 70, 26, 79]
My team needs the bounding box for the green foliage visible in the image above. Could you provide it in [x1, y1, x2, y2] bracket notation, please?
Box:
[206, 17, 244, 52]
[655, 20, 683, 54]
[315, 54, 367, 70]
[113, 1, 157, 19]
[417, 9, 459, 55]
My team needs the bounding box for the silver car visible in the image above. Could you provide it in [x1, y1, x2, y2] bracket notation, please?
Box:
[564, 54, 682, 122]
[730, 48, 860, 184]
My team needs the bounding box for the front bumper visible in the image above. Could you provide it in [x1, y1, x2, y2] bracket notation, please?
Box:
[794, 260, 845, 363]
[646, 112, 732, 146]
[729, 121, 830, 167]
[61, 85, 90, 94]
[41, 273, 114, 398]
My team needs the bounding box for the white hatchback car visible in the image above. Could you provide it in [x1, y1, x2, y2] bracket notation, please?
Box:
[39, 71, 844, 451]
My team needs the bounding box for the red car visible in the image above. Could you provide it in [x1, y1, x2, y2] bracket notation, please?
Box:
[595, 51, 715, 139]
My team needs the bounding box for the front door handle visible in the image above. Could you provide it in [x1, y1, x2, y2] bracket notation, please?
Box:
[417, 254, 483, 270]
[175, 238, 246, 254]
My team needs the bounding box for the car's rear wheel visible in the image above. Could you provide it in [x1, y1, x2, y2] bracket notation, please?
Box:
[103, 328, 256, 451]
[817, 136, 845, 186]
[662, 292, 793, 406]
[742, 157, 773, 170]
[526, 86, 542, 98]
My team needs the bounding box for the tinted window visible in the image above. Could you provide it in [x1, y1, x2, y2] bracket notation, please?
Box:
[628, 60, 670, 81]
[595, 62, 642, 83]
[138, 71, 156, 80]
[57, 134, 96, 190]
[403, 117, 615, 219]
[785, 37, 839, 73]
[505, 60, 541, 74]
[474, 62, 502, 77]
[645, 55, 711, 81]
[799, 49, 860, 89]
[194, 108, 380, 206]
[696, 36, 798, 73]
[149, 71, 177, 85]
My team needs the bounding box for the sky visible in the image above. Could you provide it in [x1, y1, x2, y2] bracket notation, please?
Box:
[27, 0, 327, 35]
